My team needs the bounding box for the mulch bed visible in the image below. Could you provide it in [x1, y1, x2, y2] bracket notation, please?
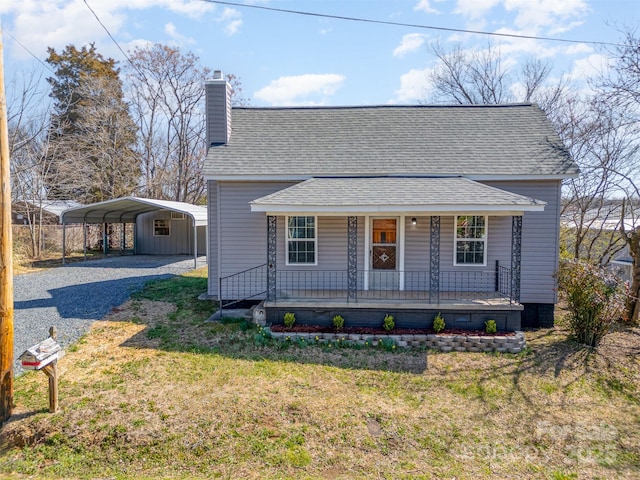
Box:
[269, 325, 516, 336]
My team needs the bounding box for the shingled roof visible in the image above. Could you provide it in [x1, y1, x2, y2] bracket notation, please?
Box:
[250, 177, 546, 214]
[202, 103, 577, 180]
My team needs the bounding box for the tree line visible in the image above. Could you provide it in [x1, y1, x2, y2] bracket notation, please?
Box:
[8, 43, 247, 209]
[8, 42, 246, 257]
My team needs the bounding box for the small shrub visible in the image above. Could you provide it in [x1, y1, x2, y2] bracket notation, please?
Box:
[332, 315, 345, 331]
[556, 260, 625, 347]
[433, 312, 445, 333]
[383, 314, 395, 331]
[485, 319, 497, 334]
[379, 337, 396, 351]
[283, 312, 296, 328]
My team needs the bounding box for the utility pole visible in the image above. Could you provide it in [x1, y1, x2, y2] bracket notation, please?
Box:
[0, 23, 15, 424]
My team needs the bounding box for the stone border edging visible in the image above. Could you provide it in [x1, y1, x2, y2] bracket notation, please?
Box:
[268, 330, 526, 353]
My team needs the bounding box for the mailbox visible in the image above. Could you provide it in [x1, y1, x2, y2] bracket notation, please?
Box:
[20, 337, 63, 370]
[18, 327, 64, 413]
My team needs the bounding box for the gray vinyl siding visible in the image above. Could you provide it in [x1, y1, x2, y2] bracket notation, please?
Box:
[207, 180, 218, 296]
[208, 179, 561, 303]
[135, 211, 202, 255]
[275, 216, 364, 292]
[404, 216, 430, 292]
[210, 181, 296, 298]
[484, 180, 561, 304]
[403, 215, 511, 293]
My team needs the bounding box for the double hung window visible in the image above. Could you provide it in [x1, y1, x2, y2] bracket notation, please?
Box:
[287, 216, 316, 265]
[454, 215, 487, 265]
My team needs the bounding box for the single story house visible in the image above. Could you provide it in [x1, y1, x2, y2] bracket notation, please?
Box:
[60, 197, 207, 267]
[203, 72, 578, 330]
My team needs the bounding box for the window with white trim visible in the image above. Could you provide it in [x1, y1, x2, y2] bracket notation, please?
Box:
[454, 215, 487, 265]
[287, 216, 316, 265]
[154, 219, 170, 236]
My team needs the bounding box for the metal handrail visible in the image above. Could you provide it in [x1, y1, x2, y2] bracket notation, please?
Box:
[219, 264, 267, 314]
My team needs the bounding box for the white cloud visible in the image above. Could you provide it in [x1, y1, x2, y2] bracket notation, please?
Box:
[392, 67, 433, 103]
[454, 0, 500, 19]
[393, 33, 428, 57]
[564, 43, 593, 56]
[454, 0, 589, 36]
[5, 0, 214, 60]
[569, 53, 609, 82]
[414, 0, 438, 14]
[503, 0, 590, 32]
[255, 74, 346, 106]
[217, 7, 243, 35]
[164, 22, 195, 46]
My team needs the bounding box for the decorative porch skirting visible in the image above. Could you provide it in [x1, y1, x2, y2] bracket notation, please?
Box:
[268, 330, 526, 353]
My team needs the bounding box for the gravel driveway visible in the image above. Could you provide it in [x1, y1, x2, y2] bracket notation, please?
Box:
[13, 255, 206, 375]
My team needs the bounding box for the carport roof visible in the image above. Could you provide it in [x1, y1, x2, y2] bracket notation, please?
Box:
[60, 197, 207, 226]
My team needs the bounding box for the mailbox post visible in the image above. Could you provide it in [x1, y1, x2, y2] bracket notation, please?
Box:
[19, 327, 64, 413]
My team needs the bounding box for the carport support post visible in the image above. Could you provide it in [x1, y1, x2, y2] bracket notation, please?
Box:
[103, 223, 108, 257]
[83, 223, 87, 260]
[193, 221, 197, 269]
[62, 222, 66, 265]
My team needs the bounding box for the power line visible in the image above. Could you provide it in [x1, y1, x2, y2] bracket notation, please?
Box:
[201, 0, 627, 48]
[82, 0, 136, 67]
[4, 31, 54, 73]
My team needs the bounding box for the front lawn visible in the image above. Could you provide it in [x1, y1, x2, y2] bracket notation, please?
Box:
[1, 268, 638, 479]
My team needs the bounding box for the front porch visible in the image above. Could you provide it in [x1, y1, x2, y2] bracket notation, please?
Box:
[227, 176, 545, 332]
[220, 264, 524, 331]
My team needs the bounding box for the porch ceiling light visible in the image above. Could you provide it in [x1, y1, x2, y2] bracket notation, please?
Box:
[411, 217, 417, 226]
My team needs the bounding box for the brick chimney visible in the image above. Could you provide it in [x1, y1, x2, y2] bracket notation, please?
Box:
[205, 70, 232, 145]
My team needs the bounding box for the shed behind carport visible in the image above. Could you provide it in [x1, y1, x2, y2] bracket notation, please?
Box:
[60, 197, 207, 267]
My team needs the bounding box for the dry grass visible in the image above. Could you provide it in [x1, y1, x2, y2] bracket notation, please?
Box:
[1, 270, 639, 479]
[13, 251, 100, 275]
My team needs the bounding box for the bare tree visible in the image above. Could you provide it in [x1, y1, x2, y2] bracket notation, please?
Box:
[594, 28, 640, 322]
[126, 44, 248, 203]
[428, 41, 568, 116]
[6, 69, 56, 256]
[126, 45, 210, 203]
[558, 97, 634, 265]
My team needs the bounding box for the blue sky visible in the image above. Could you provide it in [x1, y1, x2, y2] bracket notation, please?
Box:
[2, 0, 638, 106]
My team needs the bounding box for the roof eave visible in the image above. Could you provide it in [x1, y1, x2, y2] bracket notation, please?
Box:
[250, 203, 545, 215]
[205, 173, 578, 182]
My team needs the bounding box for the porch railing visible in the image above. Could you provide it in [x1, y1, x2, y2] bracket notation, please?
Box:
[219, 264, 267, 312]
[275, 269, 512, 303]
[219, 264, 515, 305]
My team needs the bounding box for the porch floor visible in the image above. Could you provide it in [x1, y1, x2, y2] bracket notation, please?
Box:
[266, 289, 521, 311]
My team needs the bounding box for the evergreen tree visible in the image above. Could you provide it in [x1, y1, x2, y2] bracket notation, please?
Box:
[46, 44, 139, 203]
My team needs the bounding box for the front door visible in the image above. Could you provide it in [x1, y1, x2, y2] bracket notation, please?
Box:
[370, 218, 399, 290]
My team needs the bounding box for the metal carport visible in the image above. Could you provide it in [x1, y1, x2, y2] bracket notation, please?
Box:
[60, 197, 207, 268]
